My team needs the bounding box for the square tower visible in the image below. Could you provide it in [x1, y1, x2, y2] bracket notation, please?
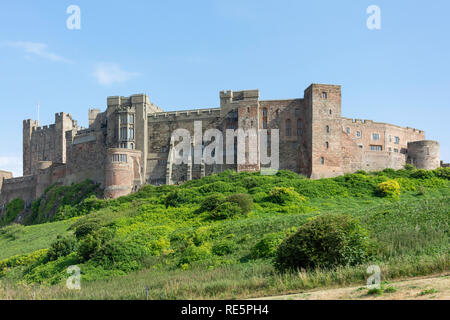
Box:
[305, 84, 343, 179]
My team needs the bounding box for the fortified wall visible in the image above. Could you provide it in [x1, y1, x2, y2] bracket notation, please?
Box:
[0, 84, 444, 208]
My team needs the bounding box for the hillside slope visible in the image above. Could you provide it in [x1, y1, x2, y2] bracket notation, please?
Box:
[0, 167, 449, 299]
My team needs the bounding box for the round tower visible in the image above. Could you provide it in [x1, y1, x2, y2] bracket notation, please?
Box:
[104, 148, 142, 198]
[407, 140, 440, 170]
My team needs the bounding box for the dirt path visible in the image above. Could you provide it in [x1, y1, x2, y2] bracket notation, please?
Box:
[255, 274, 450, 300]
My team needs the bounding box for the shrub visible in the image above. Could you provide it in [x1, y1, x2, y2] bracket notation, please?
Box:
[275, 170, 301, 180]
[78, 234, 101, 262]
[395, 177, 417, 191]
[251, 232, 285, 259]
[209, 202, 242, 220]
[212, 240, 236, 256]
[377, 180, 401, 198]
[274, 214, 371, 271]
[411, 169, 435, 180]
[77, 228, 114, 262]
[404, 164, 416, 171]
[192, 226, 213, 246]
[47, 235, 77, 261]
[2, 198, 24, 226]
[418, 177, 446, 188]
[74, 219, 101, 239]
[434, 167, 450, 180]
[27, 180, 102, 225]
[164, 189, 198, 208]
[334, 174, 381, 197]
[198, 194, 226, 213]
[267, 187, 306, 205]
[0, 249, 48, 275]
[225, 193, 253, 214]
[92, 239, 147, 272]
[179, 243, 212, 265]
[252, 192, 268, 203]
[198, 181, 235, 194]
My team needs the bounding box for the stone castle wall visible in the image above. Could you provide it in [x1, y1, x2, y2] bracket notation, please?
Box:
[0, 170, 13, 193]
[0, 84, 443, 206]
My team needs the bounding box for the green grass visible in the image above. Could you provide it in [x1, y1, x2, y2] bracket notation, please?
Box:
[0, 168, 449, 299]
[418, 288, 439, 296]
[0, 219, 74, 260]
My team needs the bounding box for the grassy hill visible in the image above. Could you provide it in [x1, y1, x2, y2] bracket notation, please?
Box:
[0, 167, 448, 299]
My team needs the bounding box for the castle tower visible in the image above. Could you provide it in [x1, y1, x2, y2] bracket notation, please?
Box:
[23, 119, 39, 176]
[220, 90, 261, 172]
[306, 84, 343, 179]
[106, 94, 150, 180]
[55, 112, 76, 164]
[407, 140, 440, 170]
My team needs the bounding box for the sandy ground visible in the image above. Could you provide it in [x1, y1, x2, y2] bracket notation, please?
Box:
[254, 274, 450, 300]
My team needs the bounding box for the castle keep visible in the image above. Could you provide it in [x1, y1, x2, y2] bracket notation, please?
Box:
[0, 84, 441, 207]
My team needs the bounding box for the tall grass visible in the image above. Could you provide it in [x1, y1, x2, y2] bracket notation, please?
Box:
[0, 169, 448, 299]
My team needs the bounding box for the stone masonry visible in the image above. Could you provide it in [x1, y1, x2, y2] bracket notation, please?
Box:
[0, 84, 442, 206]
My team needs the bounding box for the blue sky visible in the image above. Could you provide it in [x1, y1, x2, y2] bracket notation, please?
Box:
[0, 0, 449, 176]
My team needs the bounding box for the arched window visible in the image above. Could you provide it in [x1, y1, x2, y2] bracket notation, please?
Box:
[286, 119, 292, 136]
[297, 119, 303, 136]
[325, 141, 329, 149]
[321, 157, 325, 165]
[326, 125, 330, 133]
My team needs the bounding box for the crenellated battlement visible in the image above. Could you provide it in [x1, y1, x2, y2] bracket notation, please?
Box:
[341, 117, 424, 134]
[149, 108, 221, 121]
[1, 84, 440, 206]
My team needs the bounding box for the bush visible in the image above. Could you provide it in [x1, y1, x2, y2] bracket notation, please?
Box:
[74, 219, 101, 239]
[225, 194, 253, 214]
[209, 202, 242, 220]
[198, 194, 226, 213]
[395, 177, 417, 191]
[0, 249, 48, 275]
[334, 174, 381, 197]
[411, 169, 435, 180]
[92, 239, 147, 272]
[434, 167, 450, 180]
[2, 198, 24, 226]
[179, 243, 212, 265]
[28, 180, 102, 225]
[204, 193, 253, 220]
[404, 164, 416, 171]
[47, 235, 77, 261]
[77, 228, 114, 262]
[192, 226, 213, 246]
[377, 180, 401, 198]
[198, 181, 236, 194]
[251, 232, 285, 259]
[212, 240, 236, 256]
[274, 214, 371, 271]
[267, 187, 306, 205]
[78, 234, 101, 262]
[164, 189, 198, 208]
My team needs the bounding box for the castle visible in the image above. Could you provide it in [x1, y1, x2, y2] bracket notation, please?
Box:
[0, 84, 442, 207]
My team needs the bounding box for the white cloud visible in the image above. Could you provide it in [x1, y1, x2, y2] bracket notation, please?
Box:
[4, 41, 71, 63]
[0, 156, 22, 178]
[92, 63, 140, 86]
